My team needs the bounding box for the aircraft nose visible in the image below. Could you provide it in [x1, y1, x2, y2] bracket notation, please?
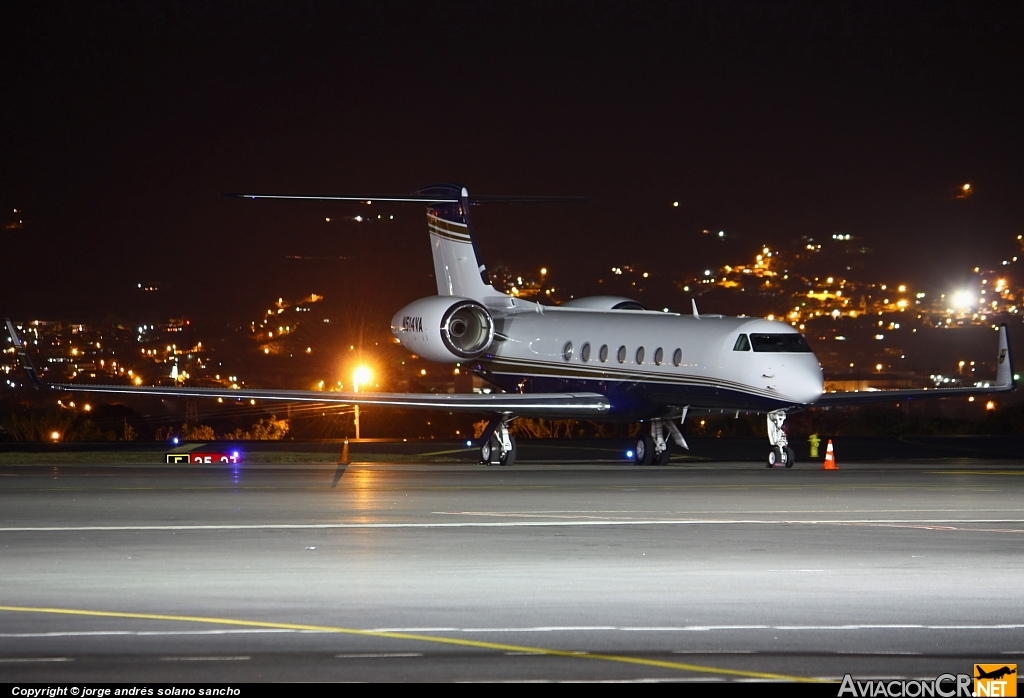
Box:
[787, 360, 825, 405]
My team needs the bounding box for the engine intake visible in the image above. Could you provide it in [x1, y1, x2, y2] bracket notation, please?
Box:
[391, 296, 496, 363]
[441, 301, 494, 358]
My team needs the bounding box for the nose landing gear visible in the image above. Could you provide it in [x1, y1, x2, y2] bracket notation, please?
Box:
[766, 410, 794, 468]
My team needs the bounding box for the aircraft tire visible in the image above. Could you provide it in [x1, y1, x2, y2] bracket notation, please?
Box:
[499, 435, 517, 466]
[479, 439, 493, 464]
[656, 443, 672, 465]
[784, 446, 795, 468]
[767, 446, 782, 468]
[635, 433, 655, 465]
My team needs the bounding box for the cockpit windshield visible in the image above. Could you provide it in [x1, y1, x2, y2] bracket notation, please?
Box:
[748, 333, 812, 353]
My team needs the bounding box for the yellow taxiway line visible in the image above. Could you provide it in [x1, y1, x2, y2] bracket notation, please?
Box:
[0, 605, 822, 682]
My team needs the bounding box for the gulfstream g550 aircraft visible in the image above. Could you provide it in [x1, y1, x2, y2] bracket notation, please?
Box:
[6, 183, 1015, 467]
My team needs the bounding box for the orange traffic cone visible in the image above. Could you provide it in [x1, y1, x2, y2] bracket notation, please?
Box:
[822, 439, 838, 470]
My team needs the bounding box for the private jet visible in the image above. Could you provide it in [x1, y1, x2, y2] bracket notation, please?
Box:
[6, 183, 1015, 467]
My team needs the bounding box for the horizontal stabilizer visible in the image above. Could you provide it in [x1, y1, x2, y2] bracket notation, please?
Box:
[226, 193, 589, 204]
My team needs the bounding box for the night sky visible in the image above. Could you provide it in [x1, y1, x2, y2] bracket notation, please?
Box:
[3, 2, 1023, 325]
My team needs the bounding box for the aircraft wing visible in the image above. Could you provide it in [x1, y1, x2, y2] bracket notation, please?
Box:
[815, 324, 1014, 407]
[5, 318, 607, 418]
[44, 382, 610, 418]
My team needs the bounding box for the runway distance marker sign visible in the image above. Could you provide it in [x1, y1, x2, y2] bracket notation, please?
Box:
[166, 453, 241, 464]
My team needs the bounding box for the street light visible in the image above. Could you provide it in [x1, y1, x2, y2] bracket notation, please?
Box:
[352, 366, 372, 439]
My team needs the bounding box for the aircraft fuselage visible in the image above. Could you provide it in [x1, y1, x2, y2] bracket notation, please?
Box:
[475, 306, 825, 421]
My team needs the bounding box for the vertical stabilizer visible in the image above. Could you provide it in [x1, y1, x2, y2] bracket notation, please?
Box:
[414, 183, 495, 300]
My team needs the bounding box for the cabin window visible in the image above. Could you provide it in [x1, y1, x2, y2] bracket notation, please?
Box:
[562, 341, 573, 361]
[733, 334, 751, 351]
[617, 345, 627, 363]
[581, 342, 591, 362]
[599, 344, 609, 362]
[654, 347, 664, 365]
[635, 347, 645, 364]
[749, 333, 813, 353]
[672, 348, 682, 366]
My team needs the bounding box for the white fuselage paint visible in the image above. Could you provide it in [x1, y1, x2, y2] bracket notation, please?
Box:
[484, 306, 823, 409]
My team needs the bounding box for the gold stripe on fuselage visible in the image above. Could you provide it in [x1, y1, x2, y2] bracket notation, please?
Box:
[484, 356, 786, 402]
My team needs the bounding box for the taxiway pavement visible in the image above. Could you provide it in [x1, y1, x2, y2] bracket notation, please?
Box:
[1, 458, 1022, 682]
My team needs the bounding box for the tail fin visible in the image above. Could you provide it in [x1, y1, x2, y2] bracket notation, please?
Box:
[413, 183, 495, 300]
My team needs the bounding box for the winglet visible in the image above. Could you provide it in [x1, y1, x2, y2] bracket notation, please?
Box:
[691, 299, 700, 319]
[996, 323, 1014, 389]
[4, 319, 44, 388]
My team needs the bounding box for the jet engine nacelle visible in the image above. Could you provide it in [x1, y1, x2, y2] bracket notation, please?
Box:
[391, 296, 495, 363]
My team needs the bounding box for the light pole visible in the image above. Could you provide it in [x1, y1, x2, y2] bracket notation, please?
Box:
[353, 396, 360, 440]
[352, 366, 372, 439]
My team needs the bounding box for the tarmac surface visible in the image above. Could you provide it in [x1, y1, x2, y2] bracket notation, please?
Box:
[1, 455, 1023, 683]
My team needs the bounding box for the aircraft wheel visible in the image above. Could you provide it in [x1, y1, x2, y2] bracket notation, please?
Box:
[499, 435, 517, 466]
[656, 442, 672, 465]
[479, 439, 493, 464]
[767, 446, 782, 468]
[784, 446, 795, 468]
[635, 433, 655, 465]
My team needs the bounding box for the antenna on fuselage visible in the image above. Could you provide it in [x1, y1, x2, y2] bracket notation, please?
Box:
[691, 299, 700, 319]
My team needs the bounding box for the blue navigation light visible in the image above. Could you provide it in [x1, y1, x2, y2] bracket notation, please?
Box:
[626, 450, 634, 459]
[172, 437, 179, 445]
[466, 440, 472, 447]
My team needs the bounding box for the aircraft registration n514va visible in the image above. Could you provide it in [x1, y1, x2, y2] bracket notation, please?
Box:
[5, 183, 1015, 467]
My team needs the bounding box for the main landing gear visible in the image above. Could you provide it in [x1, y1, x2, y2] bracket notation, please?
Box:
[634, 415, 689, 465]
[766, 410, 795, 468]
[478, 414, 517, 466]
